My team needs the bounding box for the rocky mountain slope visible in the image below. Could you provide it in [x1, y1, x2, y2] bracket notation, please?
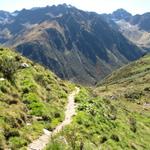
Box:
[106, 9, 150, 52]
[0, 47, 74, 149]
[46, 54, 150, 150]
[0, 4, 144, 85]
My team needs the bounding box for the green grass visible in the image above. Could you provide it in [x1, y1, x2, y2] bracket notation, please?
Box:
[0, 47, 75, 149]
[46, 88, 150, 150]
[1, 47, 149, 149]
[46, 55, 150, 150]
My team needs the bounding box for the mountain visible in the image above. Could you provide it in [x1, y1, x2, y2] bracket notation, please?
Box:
[0, 47, 75, 149]
[0, 4, 144, 85]
[107, 9, 150, 52]
[130, 13, 150, 32]
[46, 54, 150, 150]
[110, 9, 150, 32]
[111, 8, 132, 21]
[0, 10, 12, 22]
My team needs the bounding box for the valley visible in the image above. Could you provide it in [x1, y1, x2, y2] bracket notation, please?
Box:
[0, 4, 144, 85]
[0, 3, 150, 150]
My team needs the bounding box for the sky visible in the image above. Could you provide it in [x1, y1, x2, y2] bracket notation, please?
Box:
[0, 0, 149, 15]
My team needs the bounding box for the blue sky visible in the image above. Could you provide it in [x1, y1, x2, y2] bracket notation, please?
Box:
[0, 0, 149, 14]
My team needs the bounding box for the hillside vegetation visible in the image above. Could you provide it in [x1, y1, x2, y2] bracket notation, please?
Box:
[46, 55, 150, 150]
[0, 47, 75, 149]
[96, 54, 150, 104]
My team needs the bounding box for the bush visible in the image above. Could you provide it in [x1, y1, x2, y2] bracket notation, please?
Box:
[100, 136, 107, 143]
[0, 56, 19, 82]
[34, 74, 47, 87]
[46, 140, 66, 150]
[4, 128, 20, 140]
[23, 93, 39, 104]
[9, 137, 27, 150]
[42, 115, 51, 122]
[110, 134, 120, 142]
[0, 134, 6, 150]
[129, 118, 137, 133]
[15, 55, 22, 62]
[0, 84, 7, 93]
[144, 87, 150, 92]
[29, 102, 45, 116]
[124, 91, 142, 101]
[54, 112, 61, 118]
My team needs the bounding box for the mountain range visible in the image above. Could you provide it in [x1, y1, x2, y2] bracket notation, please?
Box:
[104, 9, 150, 52]
[0, 4, 146, 85]
[0, 4, 150, 150]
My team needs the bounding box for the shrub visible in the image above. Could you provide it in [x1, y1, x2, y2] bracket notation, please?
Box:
[29, 102, 45, 116]
[46, 140, 66, 150]
[7, 99, 18, 105]
[0, 85, 7, 93]
[9, 137, 27, 150]
[0, 48, 4, 51]
[0, 134, 6, 150]
[0, 57, 19, 82]
[129, 118, 137, 133]
[124, 91, 142, 101]
[110, 134, 120, 142]
[144, 87, 150, 92]
[4, 116, 20, 128]
[23, 93, 39, 104]
[34, 74, 47, 87]
[54, 112, 61, 118]
[15, 55, 22, 62]
[4, 128, 20, 140]
[42, 115, 51, 122]
[100, 136, 107, 143]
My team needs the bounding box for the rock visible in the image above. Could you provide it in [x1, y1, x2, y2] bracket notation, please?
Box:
[33, 116, 43, 121]
[109, 114, 116, 120]
[46, 85, 51, 91]
[131, 143, 138, 150]
[110, 95, 117, 100]
[143, 102, 150, 108]
[27, 123, 31, 126]
[43, 129, 51, 136]
[20, 63, 29, 68]
[0, 78, 5, 81]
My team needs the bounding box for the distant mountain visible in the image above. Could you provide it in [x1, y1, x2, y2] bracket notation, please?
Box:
[130, 13, 150, 32]
[110, 9, 150, 32]
[0, 4, 144, 84]
[111, 8, 132, 21]
[0, 10, 12, 21]
[105, 9, 150, 52]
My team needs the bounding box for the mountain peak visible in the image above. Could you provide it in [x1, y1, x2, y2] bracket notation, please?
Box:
[112, 8, 132, 20]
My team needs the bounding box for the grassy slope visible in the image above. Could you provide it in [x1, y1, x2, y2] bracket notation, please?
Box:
[0, 47, 75, 149]
[46, 55, 150, 150]
[96, 54, 150, 104]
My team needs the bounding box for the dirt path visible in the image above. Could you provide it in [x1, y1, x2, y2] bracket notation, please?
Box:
[28, 87, 80, 150]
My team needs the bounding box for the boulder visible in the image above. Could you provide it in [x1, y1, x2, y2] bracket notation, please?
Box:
[20, 63, 29, 68]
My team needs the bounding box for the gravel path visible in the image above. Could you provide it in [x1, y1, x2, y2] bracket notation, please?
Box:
[28, 87, 80, 150]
